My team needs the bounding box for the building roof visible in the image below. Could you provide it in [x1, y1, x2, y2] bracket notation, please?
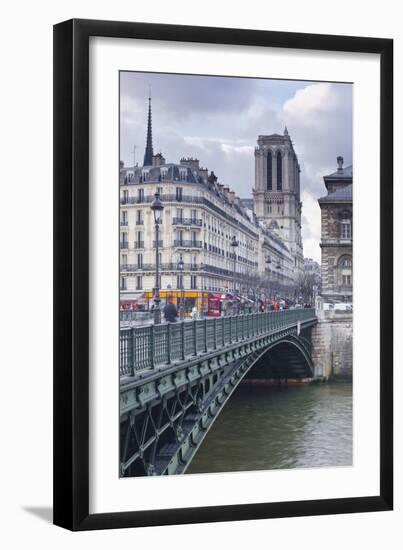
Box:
[324, 165, 353, 179]
[319, 184, 352, 202]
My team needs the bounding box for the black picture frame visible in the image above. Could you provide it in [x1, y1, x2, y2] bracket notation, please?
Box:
[53, 18, 393, 531]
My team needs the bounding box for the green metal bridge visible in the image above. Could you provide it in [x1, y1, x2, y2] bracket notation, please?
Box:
[120, 308, 317, 477]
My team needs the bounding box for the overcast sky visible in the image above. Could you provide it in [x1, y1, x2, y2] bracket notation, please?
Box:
[120, 72, 352, 263]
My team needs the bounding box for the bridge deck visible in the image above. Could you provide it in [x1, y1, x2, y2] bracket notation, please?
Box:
[120, 309, 316, 380]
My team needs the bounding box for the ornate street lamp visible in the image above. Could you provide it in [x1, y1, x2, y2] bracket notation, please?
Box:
[230, 235, 239, 316]
[230, 235, 239, 294]
[150, 191, 164, 324]
[265, 256, 272, 302]
[178, 258, 184, 319]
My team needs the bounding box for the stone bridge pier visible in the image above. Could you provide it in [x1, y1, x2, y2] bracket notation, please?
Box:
[311, 309, 353, 379]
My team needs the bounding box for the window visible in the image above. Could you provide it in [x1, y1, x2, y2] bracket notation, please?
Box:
[137, 254, 143, 269]
[157, 186, 163, 196]
[267, 151, 272, 190]
[121, 210, 128, 224]
[123, 189, 128, 200]
[338, 256, 352, 287]
[342, 274, 351, 286]
[191, 275, 197, 289]
[191, 209, 197, 222]
[277, 152, 282, 190]
[120, 277, 127, 290]
[180, 169, 187, 181]
[136, 210, 143, 224]
[136, 276, 142, 290]
[121, 254, 127, 265]
[176, 208, 183, 222]
[136, 231, 143, 247]
[340, 220, 352, 239]
[137, 188, 144, 202]
[176, 230, 183, 245]
[176, 187, 183, 201]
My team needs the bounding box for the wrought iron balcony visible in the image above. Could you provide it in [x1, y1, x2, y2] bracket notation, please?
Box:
[174, 239, 202, 248]
[153, 240, 163, 248]
[120, 262, 200, 273]
[136, 220, 144, 225]
[120, 241, 129, 249]
[120, 194, 204, 206]
[200, 263, 233, 277]
[120, 221, 128, 226]
[134, 241, 144, 249]
[172, 217, 202, 227]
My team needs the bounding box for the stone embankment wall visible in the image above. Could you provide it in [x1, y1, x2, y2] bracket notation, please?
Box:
[311, 309, 353, 379]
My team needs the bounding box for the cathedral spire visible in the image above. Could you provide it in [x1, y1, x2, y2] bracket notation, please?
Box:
[284, 125, 289, 136]
[143, 90, 154, 166]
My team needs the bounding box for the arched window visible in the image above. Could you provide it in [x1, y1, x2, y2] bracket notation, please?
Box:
[267, 152, 272, 190]
[277, 152, 282, 190]
[338, 256, 352, 287]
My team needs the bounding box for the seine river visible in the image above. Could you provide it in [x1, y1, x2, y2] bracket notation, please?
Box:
[187, 382, 352, 474]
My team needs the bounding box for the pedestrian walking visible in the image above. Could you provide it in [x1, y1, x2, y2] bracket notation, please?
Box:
[163, 300, 178, 323]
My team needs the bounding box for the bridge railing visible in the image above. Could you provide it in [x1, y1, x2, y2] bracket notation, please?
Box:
[120, 308, 316, 377]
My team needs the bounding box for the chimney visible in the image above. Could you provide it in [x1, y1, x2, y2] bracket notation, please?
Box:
[337, 156, 344, 171]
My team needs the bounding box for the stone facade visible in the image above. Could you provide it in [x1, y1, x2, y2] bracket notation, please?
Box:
[119, 97, 295, 313]
[312, 156, 353, 380]
[318, 157, 353, 303]
[253, 128, 304, 276]
[311, 310, 353, 379]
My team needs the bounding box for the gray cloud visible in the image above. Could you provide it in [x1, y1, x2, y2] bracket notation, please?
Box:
[120, 72, 352, 262]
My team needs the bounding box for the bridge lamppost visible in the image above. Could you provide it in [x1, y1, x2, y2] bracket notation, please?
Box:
[230, 235, 239, 314]
[265, 256, 272, 301]
[178, 258, 185, 319]
[231, 235, 239, 294]
[151, 191, 164, 324]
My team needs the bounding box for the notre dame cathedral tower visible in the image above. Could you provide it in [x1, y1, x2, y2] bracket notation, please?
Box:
[253, 128, 304, 276]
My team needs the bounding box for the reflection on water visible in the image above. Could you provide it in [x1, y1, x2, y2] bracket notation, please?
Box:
[187, 382, 352, 474]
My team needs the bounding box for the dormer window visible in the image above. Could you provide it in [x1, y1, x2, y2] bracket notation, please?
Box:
[142, 170, 149, 182]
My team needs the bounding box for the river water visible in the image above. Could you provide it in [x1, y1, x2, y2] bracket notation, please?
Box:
[187, 382, 352, 474]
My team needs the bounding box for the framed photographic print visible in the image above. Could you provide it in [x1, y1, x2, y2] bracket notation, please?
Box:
[53, 19, 393, 530]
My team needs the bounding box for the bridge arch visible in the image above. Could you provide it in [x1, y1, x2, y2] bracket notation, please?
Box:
[243, 334, 314, 382]
[120, 311, 317, 477]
